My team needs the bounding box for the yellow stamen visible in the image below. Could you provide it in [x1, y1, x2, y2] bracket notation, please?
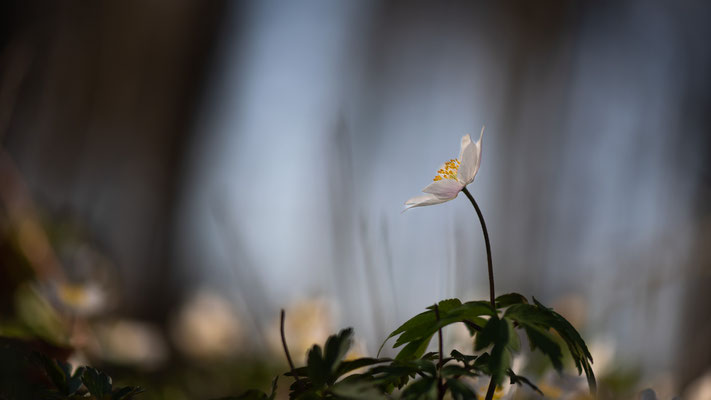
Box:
[432, 157, 460, 181]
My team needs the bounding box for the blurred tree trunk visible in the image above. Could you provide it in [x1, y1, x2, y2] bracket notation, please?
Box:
[0, 1, 226, 320]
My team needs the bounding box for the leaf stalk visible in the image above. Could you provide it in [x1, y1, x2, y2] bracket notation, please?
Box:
[280, 309, 300, 385]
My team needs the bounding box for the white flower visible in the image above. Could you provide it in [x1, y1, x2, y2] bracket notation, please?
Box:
[404, 127, 484, 210]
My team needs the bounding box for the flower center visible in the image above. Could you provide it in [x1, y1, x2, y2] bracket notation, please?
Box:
[433, 159, 460, 181]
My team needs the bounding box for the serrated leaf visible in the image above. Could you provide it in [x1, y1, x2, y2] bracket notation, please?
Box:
[268, 376, 278, 400]
[367, 364, 414, 387]
[474, 317, 514, 386]
[445, 378, 477, 400]
[284, 366, 308, 377]
[409, 359, 437, 377]
[378, 311, 435, 356]
[306, 344, 328, 387]
[506, 319, 521, 353]
[400, 377, 437, 400]
[36, 353, 70, 394]
[426, 298, 462, 313]
[463, 317, 487, 336]
[391, 302, 495, 358]
[441, 365, 478, 379]
[336, 358, 391, 378]
[83, 367, 113, 399]
[331, 375, 388, 399]
[450, 350, 477, 365]
[506, 369, 543, 395]
[394, 334, 434, 361]
[472, 353, 491, 375]
[379, 300, 494, 357]
[473, 317, 498, 351]
[112, 386, 145, 400]
[522, 325, 563, 371]
[495, 293, 528, 308]
[532, 298, 596, 395]
[68, 366, 86, 395]
[323, 328, 354, 378]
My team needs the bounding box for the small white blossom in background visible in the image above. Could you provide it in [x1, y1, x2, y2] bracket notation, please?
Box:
[684, 369, 711, 400]
[53, 281, 107, 317]
[268, 297, 334, 364]
[92, 320, 168, 370]
[169, 290, 245, 360]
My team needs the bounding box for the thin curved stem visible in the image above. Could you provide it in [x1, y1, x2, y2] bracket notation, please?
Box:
[461, 186, 495, 308]
[280, 309, 300, 385]
[434, 304, 444, 400]
[461, 187, 498, 400]
[484, 379, 497, 400]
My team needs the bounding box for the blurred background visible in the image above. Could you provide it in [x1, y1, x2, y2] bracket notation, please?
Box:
[1, 1, 710, 399]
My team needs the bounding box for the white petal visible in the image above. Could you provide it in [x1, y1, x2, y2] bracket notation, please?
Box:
[422, 179, 464, 199]
[403, 194, 452, 210]
[457, 127, 483, 185]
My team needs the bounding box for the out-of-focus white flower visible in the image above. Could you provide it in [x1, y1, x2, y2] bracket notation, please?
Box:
[169, 290, 244, 360]
[54, 281, 107, 317]
[684, 369, 711, 400]
[588, 337, 616, 377]
[269, 297, 334, 364]
[93, 320, 168, 369]
[404, 128, 484, 210]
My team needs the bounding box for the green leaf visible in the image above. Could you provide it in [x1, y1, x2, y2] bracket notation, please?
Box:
[522, 325, 563, 371]
[35, 353, 70, 394]
[269, 376, 279, 400]
[472, 353, 491, 375]
[323, 328, 354, 378]
[532, 298, 596, 395]
[331, 375, 388, 399]
[82, 367, 113, 399]
[506, 369, 543, 395]
[505, 299, 596, 395]
[445, 378, 477, 400]
[388, 301, 495, 361]
[474, 317, 515, 386]
[463, 317, 487, 336]
[284, 366, 308, 378]
[379, 300, 494, 357]
[226, 376, 278, 400]
[112, 386, 145, 400]
[306, 344, 328, 387]
[409, 358, 437, 377]
[394, 334, 434, 361]
[495, 293, 528, 308]
[426, 298, 462, 313]
[367, 364, 414, 389]
[400, 377, 437, 400]
[336, 358, 391, 378]
[68, 366, 86, 395]
[449, 350, 477, 365]
[441, 365, 478, 379]
[378, 311, 435, 356]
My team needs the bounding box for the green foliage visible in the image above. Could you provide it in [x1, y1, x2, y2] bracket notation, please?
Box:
[379, 299, 495, 360]
[28, 354, 145, 400]
[224, 293, 595, 400]
[504, 297, 596, 394]
[35, 353, 85, 396]
[231, 293, 596, 400]
[212, 377, 278, 400]
[13, 292, 594, 400]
